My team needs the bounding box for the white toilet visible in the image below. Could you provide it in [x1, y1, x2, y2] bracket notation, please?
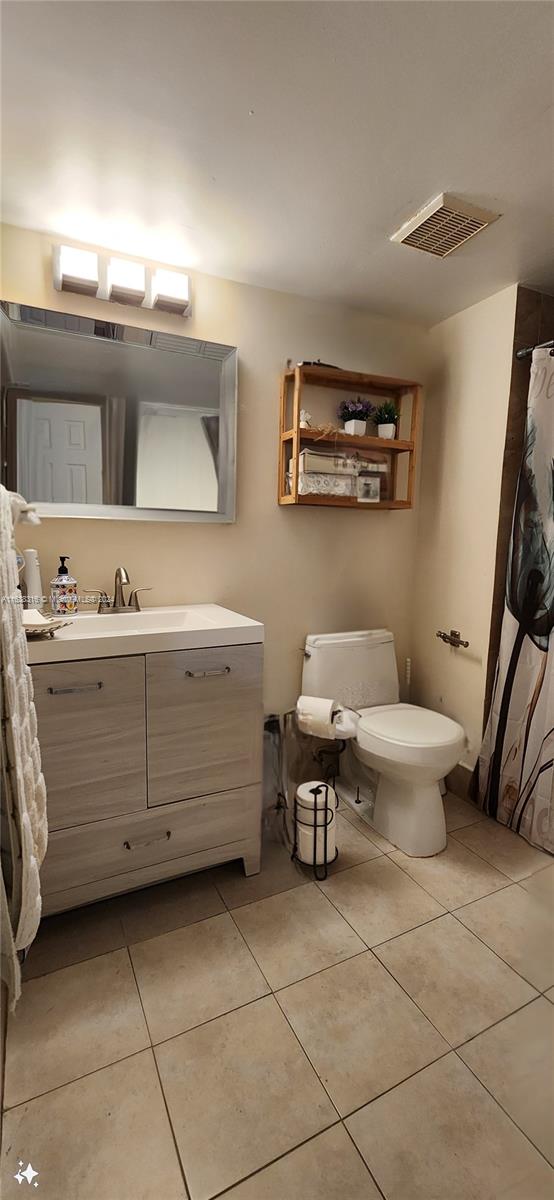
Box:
[302, 630, 465, 857]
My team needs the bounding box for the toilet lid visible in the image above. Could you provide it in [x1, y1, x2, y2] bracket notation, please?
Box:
[358, 703, 463, 749]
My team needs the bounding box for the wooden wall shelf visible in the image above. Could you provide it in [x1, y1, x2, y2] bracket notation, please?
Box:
[278, 364, 421, 510]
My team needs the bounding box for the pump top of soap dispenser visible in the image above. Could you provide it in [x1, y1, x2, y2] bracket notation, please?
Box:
[57, 556, 70, 574]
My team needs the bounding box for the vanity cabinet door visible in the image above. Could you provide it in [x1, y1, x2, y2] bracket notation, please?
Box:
[32, 656, 147, 829]
[146, 644, 263, 806]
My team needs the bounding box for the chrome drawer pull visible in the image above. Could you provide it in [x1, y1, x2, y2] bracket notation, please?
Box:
[184, 666, 231, 679]
[123, 830, 171, 851]
[47, 682, 104, 695]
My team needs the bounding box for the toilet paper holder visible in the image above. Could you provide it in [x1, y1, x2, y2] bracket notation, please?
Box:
[436, 629, 470, 649]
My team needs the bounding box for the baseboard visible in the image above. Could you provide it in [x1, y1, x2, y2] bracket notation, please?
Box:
[446, 762, 474, 800]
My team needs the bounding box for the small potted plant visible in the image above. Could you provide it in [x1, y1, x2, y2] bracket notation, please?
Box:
[374, 400, 398, 439]
[338, 396, 375, 436]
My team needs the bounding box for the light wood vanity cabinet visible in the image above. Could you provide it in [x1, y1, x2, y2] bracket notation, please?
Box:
[33, 641, 263, 914]
[146, 645, 263, 806]
[32, 656, 147, 830]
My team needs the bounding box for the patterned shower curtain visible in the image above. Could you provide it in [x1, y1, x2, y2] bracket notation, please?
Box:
[476, 346, 554, 853]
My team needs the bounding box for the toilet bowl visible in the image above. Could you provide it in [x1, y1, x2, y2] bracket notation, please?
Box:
[301, 630, 466, 858]
[353, 703, 465, 856]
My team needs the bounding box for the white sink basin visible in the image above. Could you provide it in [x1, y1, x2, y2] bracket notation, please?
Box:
[26, 604, 264, 664]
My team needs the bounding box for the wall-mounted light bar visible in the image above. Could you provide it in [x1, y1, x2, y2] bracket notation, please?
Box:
[52, 245, 191, 316]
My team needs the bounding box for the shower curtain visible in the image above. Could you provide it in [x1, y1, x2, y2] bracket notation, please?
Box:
[476, 346, 554, 853]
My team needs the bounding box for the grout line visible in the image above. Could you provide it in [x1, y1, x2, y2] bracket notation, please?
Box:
[224, 906, 345, 1120]
[382, 849, 514, 911]
[339, 1047, 453, 1124]
[449, 907, 544, 993]
[453, 1044, 554, 1171]
[127, 947, 192, 1200]
[447, 829, 553, 882]
[2, 1045, 152, 1114]
[205, 1121, 342, 1200]
[342, 1122, 388, 1199]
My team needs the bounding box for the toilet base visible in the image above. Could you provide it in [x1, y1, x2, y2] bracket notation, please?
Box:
[372, 774, 447, 857]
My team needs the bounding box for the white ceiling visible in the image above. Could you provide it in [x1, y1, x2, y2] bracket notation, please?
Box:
[2, 1, 553, 325]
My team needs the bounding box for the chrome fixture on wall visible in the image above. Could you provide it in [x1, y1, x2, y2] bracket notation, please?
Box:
[436, 629, 469, 649]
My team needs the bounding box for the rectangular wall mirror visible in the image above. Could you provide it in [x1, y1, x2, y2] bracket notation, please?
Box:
[0, 302, 237, 521]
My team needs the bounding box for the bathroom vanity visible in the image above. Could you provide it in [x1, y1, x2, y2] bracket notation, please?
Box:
[27, 606, 264, 914]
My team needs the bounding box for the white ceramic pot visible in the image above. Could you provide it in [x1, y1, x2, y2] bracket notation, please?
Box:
[344, 419, 366, 436]
[377, 423, 396, 439]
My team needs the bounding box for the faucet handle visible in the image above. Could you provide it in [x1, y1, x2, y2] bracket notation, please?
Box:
[128, 588, 152, 612]
[83, 588, 111, 613]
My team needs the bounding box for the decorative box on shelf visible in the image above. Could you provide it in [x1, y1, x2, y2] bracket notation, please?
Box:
[278, 364, 421, 510]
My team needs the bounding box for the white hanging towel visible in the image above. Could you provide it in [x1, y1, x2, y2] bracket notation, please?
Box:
[0, 486, 48, 1006]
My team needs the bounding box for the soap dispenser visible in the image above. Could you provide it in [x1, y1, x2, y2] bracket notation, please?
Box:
[50, 556, 78, 615]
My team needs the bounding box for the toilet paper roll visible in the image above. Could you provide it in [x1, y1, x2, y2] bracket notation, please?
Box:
[297, 695, 336, 739]
[334, 707, 360, 739]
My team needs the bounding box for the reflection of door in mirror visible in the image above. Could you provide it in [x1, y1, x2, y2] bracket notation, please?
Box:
[17, 396, 103, 503]
[135, 403, 219, 511]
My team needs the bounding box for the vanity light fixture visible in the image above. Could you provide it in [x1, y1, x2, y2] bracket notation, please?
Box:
[107, 257, 146, 306]
[52, 245, 192, 316]
[150, 268, 191, 316]
[52, 245, 99, 295]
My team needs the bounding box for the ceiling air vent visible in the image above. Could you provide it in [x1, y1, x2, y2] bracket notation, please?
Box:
[390, 193, 501, 258]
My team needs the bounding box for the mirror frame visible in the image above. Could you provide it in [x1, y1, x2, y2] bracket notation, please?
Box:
[0, 302, 238, 523]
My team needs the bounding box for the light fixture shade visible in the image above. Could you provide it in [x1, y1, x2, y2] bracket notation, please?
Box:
[151, 268, 191, 315]
[107, 257, 146, 305]
[53, 245, 99, 295]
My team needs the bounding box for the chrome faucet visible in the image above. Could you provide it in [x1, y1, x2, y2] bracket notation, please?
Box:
[85, 567, 151, 613]
[113, 566, 130, 611]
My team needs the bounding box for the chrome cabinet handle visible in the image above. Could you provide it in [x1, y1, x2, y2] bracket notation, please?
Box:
[123, 830, 171, 851]
[47, 682, 104, 695]
[184, 666, 231, 679]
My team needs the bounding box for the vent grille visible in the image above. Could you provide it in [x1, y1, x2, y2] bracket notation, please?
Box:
[391, 194, 501, 258]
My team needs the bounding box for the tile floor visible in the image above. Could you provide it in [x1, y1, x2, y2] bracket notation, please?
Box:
[2, 792, 553, 1199]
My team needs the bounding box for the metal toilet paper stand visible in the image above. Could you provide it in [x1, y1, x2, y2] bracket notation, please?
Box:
[291, 782, 338, 882]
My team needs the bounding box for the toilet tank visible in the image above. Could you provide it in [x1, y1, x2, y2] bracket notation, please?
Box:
[302, 630, 399, 711]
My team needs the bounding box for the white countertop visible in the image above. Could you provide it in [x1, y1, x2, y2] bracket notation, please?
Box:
[26, 604, 264, 664]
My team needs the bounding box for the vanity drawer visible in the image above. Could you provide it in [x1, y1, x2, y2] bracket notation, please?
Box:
[146, 644, 263, 806]
[32, 656, 147, 830]
[40, 784, 261, 894]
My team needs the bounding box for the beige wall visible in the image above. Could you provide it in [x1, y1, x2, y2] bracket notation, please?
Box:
[1, 224, 430, 713]
[411, 284, 517, 768]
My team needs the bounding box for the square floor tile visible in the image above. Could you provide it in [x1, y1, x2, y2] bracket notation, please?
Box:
[459, 998, 554, 1165]
[346, 1053, 554, 1200]
[120, 870, 225, 943]
[130, 911, 269, 1042]
[4, 949, 149, 1107]
[232, 883, 365, 989]
[223, 1124, 381, 1199]
[319, 856, 444, 946]
[389, 836, 509, 909]
[277, 951, 448, 1115]
[22, 898, 126, 981]
[443, 791, 484, 832]
[519, 863, 554, 908]
[1, 1051, 187, 1200]
[155, 995, 336, 1200]
[336, 804, 396, 852]
[455, 883, 554, 991]
[325, 813, 383, 874]
[374, 914, 537, 1046]
[452, 820, 552, 881]
[214, 837, 309, 909]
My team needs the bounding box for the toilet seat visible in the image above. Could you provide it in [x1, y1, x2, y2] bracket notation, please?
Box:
[356, 703, 464, 766]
